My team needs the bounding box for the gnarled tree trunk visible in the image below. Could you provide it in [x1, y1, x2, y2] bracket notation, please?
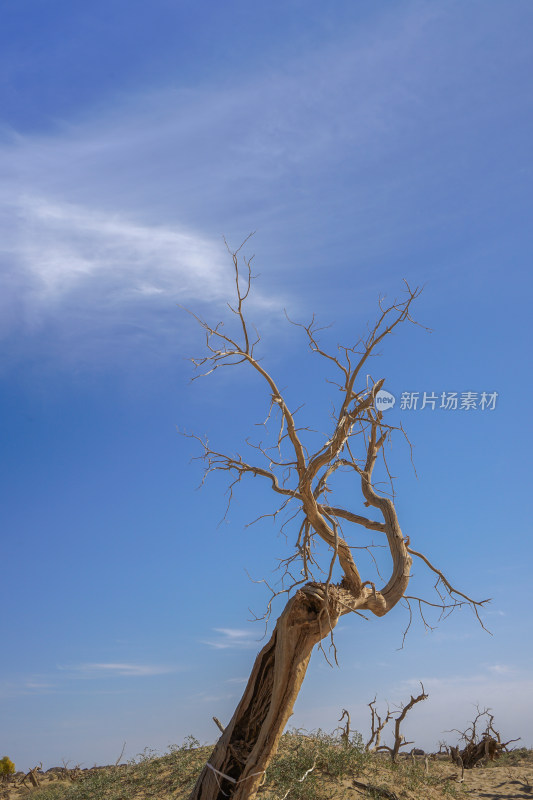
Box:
[189, 583, 345, 800]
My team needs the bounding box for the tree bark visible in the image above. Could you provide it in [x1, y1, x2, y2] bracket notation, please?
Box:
[188, 583, 344, 800]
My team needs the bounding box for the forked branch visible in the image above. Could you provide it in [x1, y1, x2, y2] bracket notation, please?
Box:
[184, 239, 488, 640]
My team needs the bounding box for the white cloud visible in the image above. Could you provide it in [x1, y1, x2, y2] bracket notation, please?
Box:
[0, 181, 286, 370]
[0, 662, 179, 699]
[0, 677, 57, 699]
[0, 191, 229, 333]
[486, 664, 515, 676]
[201, 628, 262, 650]
[192, 690, 237, 704]
[0, 1, 527, 369]
[0, 185, 285, 370]
[59, 662, 176, 678]
[24, 681, 55, 690]
[4, 195, 229, 303]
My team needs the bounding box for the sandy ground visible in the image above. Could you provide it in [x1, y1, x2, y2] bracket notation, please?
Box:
[338, 756, 533, 800]
[458, 766, 533, 799]
[430, 762, 533, 800]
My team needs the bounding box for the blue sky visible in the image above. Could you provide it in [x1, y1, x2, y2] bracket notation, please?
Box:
[1, 0, 532, 772]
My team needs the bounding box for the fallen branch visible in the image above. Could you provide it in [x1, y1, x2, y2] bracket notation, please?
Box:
[352, 778, 400, 799]
[280, 756, 317, 799]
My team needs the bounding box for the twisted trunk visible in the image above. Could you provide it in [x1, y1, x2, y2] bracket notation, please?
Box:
[188, 471, 411, 800]
[188, 583, 345, 800]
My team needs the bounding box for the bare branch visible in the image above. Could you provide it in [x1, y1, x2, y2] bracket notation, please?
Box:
[213, 717, 225, 734]
[114, 742, 126, 767]
[406, 545, 491, 631]
[320, 505, 386, 533]
[184, 243, 487, 666]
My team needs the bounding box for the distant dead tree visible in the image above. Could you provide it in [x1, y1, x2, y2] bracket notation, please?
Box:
[366, 697, 394, 752]
[184, 238, 489, 800]
[20, 763, 42, 789]
[372, 683, 428, 763]
[337, 709, 352, 748]
[448, 707, 519, 771]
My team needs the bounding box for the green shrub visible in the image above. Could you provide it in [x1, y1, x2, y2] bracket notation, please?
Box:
[0, 756, 15, 779]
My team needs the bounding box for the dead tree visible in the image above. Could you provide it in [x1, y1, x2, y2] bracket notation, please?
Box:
[337, 709, 351, 748]
[21, 763, 42, 789]
[366, 696, 393, 752]
[374, 683, 428, 763]
[185, 240, 488, 800]
[449, 708, 520, 770]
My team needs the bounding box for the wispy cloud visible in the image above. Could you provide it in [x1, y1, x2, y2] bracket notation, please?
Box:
[0, 190, 234, 354]
[201, 628, 261, 650]
[0, 186, 284, 369]
[397, 668, 525, 694]
[0, 677, 57, 699]
[485, 664, 516, 676]
[0, 663, 177, 699]
[58, 662, 177, 678]
[2, 194, 229, 305]
[1, 1, 528, 370]
[191, 690, 237, 704]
